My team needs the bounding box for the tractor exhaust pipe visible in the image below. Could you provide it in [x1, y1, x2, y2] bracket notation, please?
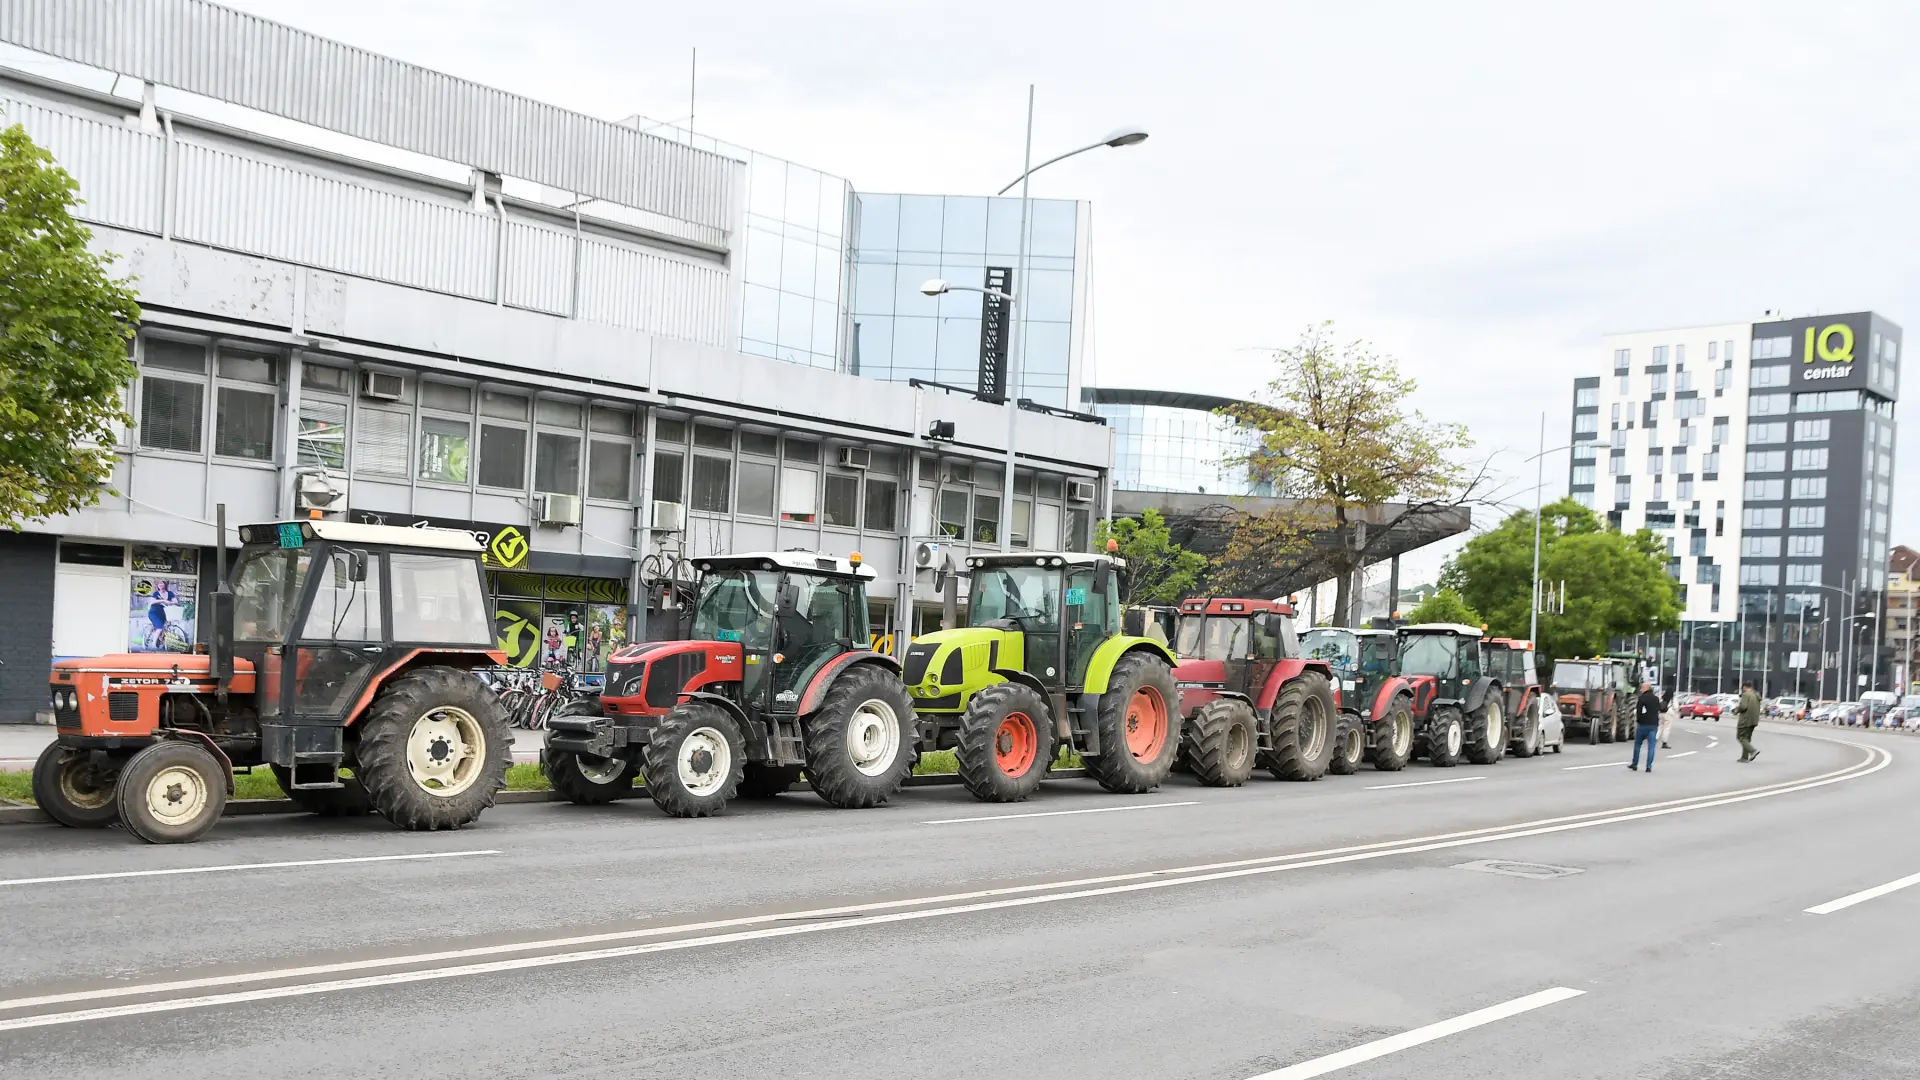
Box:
[209, 502, 235, 698]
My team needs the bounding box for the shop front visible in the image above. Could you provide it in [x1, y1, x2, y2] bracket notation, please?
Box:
[51, 540, 208, 662]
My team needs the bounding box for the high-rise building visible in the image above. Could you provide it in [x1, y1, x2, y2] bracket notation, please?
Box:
[1569, 312, 1901, 697]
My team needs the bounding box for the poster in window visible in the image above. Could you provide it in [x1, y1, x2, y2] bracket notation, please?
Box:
[585, 606, 626, 672]
[541, 615, 572, 669]
[132, 545, 199, 575]
[492, 599, 543, 668]
[130, 576, 198, 652]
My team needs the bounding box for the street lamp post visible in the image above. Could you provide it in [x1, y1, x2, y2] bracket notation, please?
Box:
[1523, 417, 1575, 645]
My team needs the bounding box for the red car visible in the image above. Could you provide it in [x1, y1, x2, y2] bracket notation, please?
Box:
[1678, 697, 1722, 720]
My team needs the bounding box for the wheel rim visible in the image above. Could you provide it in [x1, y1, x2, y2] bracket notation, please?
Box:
[1345, 726, 1365, 763]
[1393, 710, 1413, 757]
[1299, 696, 1328, 760]
[994, 712, 1039, 777]
[1125, 686, 1170, 761]
[58, 754, 115, 811]
[676, 726, 731, 796]
[1487, 700, 1503, 743]
[1445, 718, 1463, 757]
[846, 697, 903, 777]
[406, 706, 486, 798]
[576, 755, 625, 784]
[1227, 718, 1251, 770]
[144, 764, 209, 827]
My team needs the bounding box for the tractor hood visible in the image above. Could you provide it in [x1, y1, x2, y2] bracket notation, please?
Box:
[51, 653, 255, 680]
[902, 627, 1022, 712]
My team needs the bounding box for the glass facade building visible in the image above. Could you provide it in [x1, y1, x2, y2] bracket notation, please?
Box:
[1083, 388, 1270, 495]
[849, 193, 1088, 410]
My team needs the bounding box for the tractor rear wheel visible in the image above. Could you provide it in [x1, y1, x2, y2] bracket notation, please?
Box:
[804, 662, 918, 809]
[1328, 713, 1367, 775]
[32, 743, 121, 828]
[1084, 654, 1180, 794]
[738, 763, 804, 798]
[1371, 695, 1414, 772]
[1188, 698, 1256, 787]
[353, 666, 514, 831]
[271, 765, 374, 817]
[956, 682, 1055, 802]
[116, 741, 227, 844]
[1264, 672, 1337, 781]
[643, 702, 746, 817]
[1509, 704, 1541, 758]
[1464, 695, 1506, 766]
[1426, 707, 1465, 767]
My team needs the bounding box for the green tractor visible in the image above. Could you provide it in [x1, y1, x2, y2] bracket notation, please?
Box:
[902, 549, 1180, 802]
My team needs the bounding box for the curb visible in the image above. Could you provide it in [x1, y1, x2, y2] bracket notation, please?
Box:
[0, 767, 1088, 827]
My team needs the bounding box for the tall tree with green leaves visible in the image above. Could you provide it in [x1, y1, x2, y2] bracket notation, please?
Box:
[0, 122, 141, 528]
[1216, 323, 1488, 622]
[1404, 587, 1482, 627]
[1096, 508, 1210, 606]
[1439, 497, 1682, 659]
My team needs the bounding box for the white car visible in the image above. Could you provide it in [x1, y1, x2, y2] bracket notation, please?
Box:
[1538, 692, 1566, 753]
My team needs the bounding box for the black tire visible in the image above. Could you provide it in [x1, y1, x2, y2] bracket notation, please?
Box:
[271, 765, 374, 817]
[115, 741, 228, 844]
[1188, 698, 1257, 787]
[31, 743, 121, 828]
[1464, 693, 1505, 766]
[1510, 704, 1540, 759]
[738, 763, 804, 798]
[803, 662, 919, 809]
[955, 681, 1055, 803]
[1083, 653, 1180, 794]
[353, 665, 514, 831]
[1371, 694, 1414, 772]
[1328, 713, 1366, 776]
[643, 701, 746, 817]
[1170, 739, 1195, 774]
[543, 750, 638, 805]
[1426, 707, 1465, 768]
[1264, 672, 1337, 781]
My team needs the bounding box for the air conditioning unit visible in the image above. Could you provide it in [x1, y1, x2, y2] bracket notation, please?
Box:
[945, 462, 974, 485]
[914, 541, 942, 570]
[295, 473, 346, 514]
[360, 370, 405, 401]
[1067, 478, 1097, 503]
[652, 500, 685, 532]
[838, 446, 872, 470]
[536, 492, 582, 526]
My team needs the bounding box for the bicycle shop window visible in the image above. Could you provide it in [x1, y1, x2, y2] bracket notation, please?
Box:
[353, 373, 413, 479]
[419, 380, 474, 486]
[213, 348, 280, 461]
[587, 406, 634, 501]
[297, 362, 351, 470]
[138, 337, 208, 454]
[534, 399, 584, 497]
[478, 389, 530, 490]
[390, 553, 493, 644]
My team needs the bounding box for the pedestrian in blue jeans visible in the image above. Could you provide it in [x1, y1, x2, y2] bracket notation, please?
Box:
[1628, 680, 1666, 772]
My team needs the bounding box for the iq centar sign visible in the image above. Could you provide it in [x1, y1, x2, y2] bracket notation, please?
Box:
[1801, 323, 1856, 382]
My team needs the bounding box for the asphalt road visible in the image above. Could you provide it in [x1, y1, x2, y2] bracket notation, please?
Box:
[0, 720, 1913, 1079]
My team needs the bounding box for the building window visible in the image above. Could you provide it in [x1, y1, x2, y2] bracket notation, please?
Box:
[1876, 452, 1891, 477]
[1573, 413, 1597, 434]
[1793, 419, 1831, 441]
[691, 455, 732, 513]
[737, 461, 776, 517]
[694, 423, 734, 451]
[1573, 443, 1596, 460]
[1652, 476, 1664, 501]
[653, 450, 685, 506]
[972, 493, 1000, 544]
[1652, 345, 1669, 365]
[534, 431, 581, 496]
[823, 473, 860, 528]
[1572, 465, 1596, 486]
[211, 349, 279, 461]
[1749, 365, 1791, 389]
[1748, 393, 1790, 416]
[1610, 427, 1626, 449]
[1690, 532, 1708, 556]
[1739, 563, 1780, 586]
[1785, 564, 1823, 586]
[138, 338, 208, 454]
[1675, 370, 1693, 392]
[1609, 403, 1621, 427]
[1711, 417, 1728, 444]
[1575, 387, 1599, 408]
[1752, 335, 1793, 360]
[780, 466, 818, 523]
[297, 397, 347, 470]
[1743, 507, 1783, 529]
[1034, 501, 1062, 547]
[478, 390, 529, 491]
[1613, 348, 1630, 374]
[1742, 536, 1781, 559]
[1572, 490, 1595, 509]
[587, 439, 632, 501]
[1743, 479, 1784, 500]
[1613, 476, 1631, 505]
[1677, 476, 1693, 500]
[1673, 448, 1689, 474]
[1794, 391, 1861, 413]
[1702, 450, 1721, 475]
[1608, 452, 1625, 475]
[1788, 535, 1824, 557]
[1791, 448, 1828, 471]
[938, 488, 968, 538]
[1790, 476, 1827, 500]
[1714, 367, 1728, 393]
[419, 418, 471, 485]
[1696, 562, 1720, 584]
[355, 407, 411, 478]
[1789, 506, 1825, 528]
[1617, 374, 1630, 396]
[1648, 450, 1665, 475]
[1748, 422, 1786, 444]
[865, 478, 898, 532]
[1651, 371, 1669, 393]
[1744, 450, 1785, 473]
[1708, 341, 1719, 361]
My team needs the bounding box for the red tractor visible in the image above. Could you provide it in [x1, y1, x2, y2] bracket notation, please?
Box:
[1484, 638, 1548, 757]
[1301, 626, 1416, 772]
[542, 551, 918, 817]
[1168, 597, 1340, 785]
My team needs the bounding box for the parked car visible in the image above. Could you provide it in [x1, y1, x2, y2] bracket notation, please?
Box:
[1883, 706, 1911, 728]
[1774, 696, 1810, 720]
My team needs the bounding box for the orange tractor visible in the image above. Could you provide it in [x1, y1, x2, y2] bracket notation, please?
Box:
[34, 518, 513, 843]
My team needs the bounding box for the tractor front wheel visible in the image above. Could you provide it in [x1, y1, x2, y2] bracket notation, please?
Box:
[1426, 707, 1465, 768]
[544, 751, 638, 805]
[1464, 695, 1506, 766]
[1264, 672, 1337, 781]
[353, 666, 513, 831]
[1084, 654, 1180, 794]
[1371, 695, 1414, 772]
[32, 743, 121, 828]
[1188, 698, 1256, 787]
[955, 682, 1055, 803]
[643, 702, 746, 817]
[804, 663, 918, 809]
[271, 765, 374, 817]
[1328, 713, 1367, 776]
[116, 741, 227, 844]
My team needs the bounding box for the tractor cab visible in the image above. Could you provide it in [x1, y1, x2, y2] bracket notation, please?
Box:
[1394, 623, 1507, 767]
[686, 553, 870, 713]
[1394, 623, 1485, 698]
[1172, 596, 1298, 702]
[1301, 627, 1397, 717]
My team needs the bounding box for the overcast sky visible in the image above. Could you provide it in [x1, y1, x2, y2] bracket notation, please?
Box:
[228, 0, 1920, 582]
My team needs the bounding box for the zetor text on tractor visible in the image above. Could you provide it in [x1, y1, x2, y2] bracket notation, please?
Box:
[36, 519, 514, 844]
[1300, 626, 1415, 772]
[902, 548, 1179, 802]
[1393, 623, 1507, 767]
[542, 551, 917, 817]
[1170, 597, 1340, 785]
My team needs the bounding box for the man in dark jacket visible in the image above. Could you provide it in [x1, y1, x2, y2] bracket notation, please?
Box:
[1629, 680, 1665, 772]
[1736, 681, 1762, 762]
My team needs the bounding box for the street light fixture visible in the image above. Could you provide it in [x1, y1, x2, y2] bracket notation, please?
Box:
[919, 279, 1014, 303]
[993, 127, 1149, 195]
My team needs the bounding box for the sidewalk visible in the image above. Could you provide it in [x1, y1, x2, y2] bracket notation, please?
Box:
[0, 724, 547, 770]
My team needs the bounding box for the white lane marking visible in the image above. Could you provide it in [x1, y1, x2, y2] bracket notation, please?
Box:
[1561, 761, 1625, 771]
[1805, 869, 1920, 915]
[1247, 987, 1586, 1079]
[0, 737, 1885, 1029]
[1364, 776, 1485, 790]
[922, 801, 1198, 825]
[1708, 738, 1720, 748]
[0, 850, 501, 888]
[1666, 751, 1697, 759]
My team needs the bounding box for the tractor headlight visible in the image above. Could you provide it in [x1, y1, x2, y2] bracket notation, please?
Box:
[622, 675, 646, 697]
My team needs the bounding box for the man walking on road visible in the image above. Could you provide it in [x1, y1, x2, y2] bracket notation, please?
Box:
[1629, 680, 1664, 772]
[1736, 680, 1762, 762]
